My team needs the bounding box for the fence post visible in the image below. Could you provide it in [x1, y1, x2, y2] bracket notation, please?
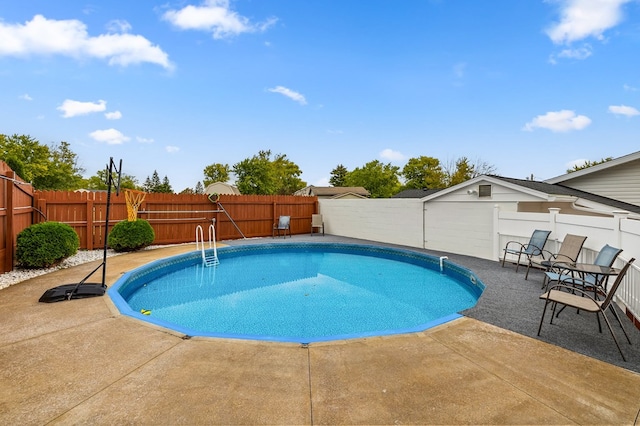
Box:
[493, 204, 500, 261]
[272, 201, 277, 226]
[4, 173, 14, 272]
[548, 207, 561, 251]
[612, 211, 629, 250]
[86, 197, 94, 250]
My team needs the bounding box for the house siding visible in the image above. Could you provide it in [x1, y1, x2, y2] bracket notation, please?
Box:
[556, 159, 640, 206]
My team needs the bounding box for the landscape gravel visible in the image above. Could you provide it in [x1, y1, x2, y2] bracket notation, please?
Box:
[0, 245, 181, 291]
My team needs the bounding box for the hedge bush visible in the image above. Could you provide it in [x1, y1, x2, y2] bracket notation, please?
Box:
[108, 219, 155, 252]
[16, 221, 80, 268]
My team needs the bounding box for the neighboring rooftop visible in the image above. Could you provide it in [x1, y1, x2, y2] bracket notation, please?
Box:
[392, 188, 443, 198]
[294, 185, 370, 199]
[491, 175, 640, 216]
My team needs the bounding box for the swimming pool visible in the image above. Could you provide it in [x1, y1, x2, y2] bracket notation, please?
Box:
[109, 243, 485, 343]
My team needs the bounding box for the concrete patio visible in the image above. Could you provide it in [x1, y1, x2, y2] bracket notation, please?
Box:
[1, 236, 640, 425]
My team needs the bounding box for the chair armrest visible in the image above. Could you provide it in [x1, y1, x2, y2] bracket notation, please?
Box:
[545, 283, 599, 303]
[548, 261, 573, 273]
[561, 274, 601, 290]
[504, 241, 525, 252]
[555, 254, 578, 263]
[540, 249, 554, 259]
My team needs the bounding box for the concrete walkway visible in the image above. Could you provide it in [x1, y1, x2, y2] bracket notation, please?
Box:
[1, 239, 640, 425]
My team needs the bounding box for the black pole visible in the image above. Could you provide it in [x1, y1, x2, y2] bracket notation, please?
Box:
[38, 157, 123, 302]
[100, 158, 122, 286]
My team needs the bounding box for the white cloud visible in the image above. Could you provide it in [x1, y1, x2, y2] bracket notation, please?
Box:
[106, 19, 132, 34]
[0, 14, 172, 69]
[136, 136, 154, 143]
[523, 110, 591, 132]
[58, 99, 106, 118]
[19, 93, 33, 101]
[548, 44, 593, 64]
[89, 128, 130, 145]
[608, 105, 640, 117]
[623, 84, 638, 91]
[546, 0, 631, 44]
[162, 0, 277, 39]
[379, 148, 406, 162]
[105, 110, 122, 120]
[165, 145, 180, 153]
[558, 44, 593, 59]
[267, 86, 307, 105]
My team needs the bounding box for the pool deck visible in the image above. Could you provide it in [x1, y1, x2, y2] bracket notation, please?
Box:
[1, 235, 640, 425]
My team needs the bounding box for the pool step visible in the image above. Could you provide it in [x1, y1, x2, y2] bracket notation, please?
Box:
[203, 253, 219, 267]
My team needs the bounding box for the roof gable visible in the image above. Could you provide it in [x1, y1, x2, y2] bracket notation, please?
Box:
[545, 150, 640, 184]
[420, 174, 640, 215]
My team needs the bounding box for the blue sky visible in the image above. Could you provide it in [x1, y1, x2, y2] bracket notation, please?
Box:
[1, 0, 639, 192]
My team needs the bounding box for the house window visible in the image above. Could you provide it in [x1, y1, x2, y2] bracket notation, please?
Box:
[478, 184, 492, 197]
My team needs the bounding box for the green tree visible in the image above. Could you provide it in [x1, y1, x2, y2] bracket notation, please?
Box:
[159, 176, 173, 193]
[271, 153, 305, 195]
[233, 150, 306, 195]
[470, 158, 497, 177]
[0, 134, 48, 184]
[0, 135, 86, 190]
[346, 160, 400, 198]
[203, 163, 231, 187]
[567, 157, 613, 173]
[32, 141, 85, 190]
[329, 164, 349, 187]
[194, 181, 204, 194]
[233, 150, 274, 195]
[142, 170, 173, 193]
[83, 169, 139, 190]
[401, 156, 446, 189]
[445, 157, 474, 187]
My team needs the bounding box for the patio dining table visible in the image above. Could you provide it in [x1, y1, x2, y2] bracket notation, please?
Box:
[554, 262, 620, 292]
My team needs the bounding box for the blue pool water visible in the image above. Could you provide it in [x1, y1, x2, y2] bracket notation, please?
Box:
[109, 243, 485, 343]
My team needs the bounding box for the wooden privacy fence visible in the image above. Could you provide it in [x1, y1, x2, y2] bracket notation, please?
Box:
[0, 163, 34, 273]
[33, 191, 319, 250]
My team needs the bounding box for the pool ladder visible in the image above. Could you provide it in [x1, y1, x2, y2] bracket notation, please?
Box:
[196, 222, 219, 267]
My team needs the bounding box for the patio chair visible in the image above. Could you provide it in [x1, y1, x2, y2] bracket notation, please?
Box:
[525, 234, 587, 282]
[272, 215, 291, 238]
[544, 244, 622, 291]
[538, 257, 635, 361]
[311, 214, 324, 236]
[501, 229, 551, 273]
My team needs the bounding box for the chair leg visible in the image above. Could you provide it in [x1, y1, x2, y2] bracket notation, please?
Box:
[600, 310, 627, 361]
[608, 305, 632, 344]
[525, 261, 531, 280]
[537, 300, 550, 336]
[515, 252, 522, 273]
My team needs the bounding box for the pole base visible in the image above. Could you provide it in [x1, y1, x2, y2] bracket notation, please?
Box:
[39, 283, 107, 303]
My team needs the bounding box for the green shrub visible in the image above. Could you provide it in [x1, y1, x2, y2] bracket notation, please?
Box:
[108, 219, 155, 252]
[16, 221, 80, 268]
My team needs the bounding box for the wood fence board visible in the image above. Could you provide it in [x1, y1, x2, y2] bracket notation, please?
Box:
[33, 191, 318, 249]
[0, 165, 317, 271]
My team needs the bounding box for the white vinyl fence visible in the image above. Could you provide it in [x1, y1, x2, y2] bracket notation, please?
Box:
[319, 199, 640, 325]
[497, 209, 640, 325]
